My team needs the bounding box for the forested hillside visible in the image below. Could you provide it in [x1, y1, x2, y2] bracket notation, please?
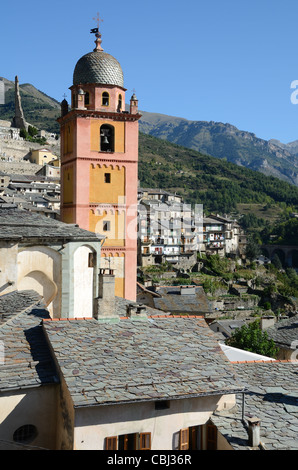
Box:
[138, 133, 298, 215]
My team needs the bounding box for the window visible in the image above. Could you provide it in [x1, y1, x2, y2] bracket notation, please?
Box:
[88, 252, 96, 268]
[106, 433, 151, 450]
[103, 221, 110, 232]
[104, 173, 111, 183]
[206, 423, 217, 450]
[118, 94, 122, 111]
[85, 91, 90, 106]
[155, 400, 170, 410]
[102, 92, 109, 106]
[140, 433, 151, 450]
[179, 428, 189, 450]
[13, 424, 38, 444]
[119, 433, 137, 450]
[105, 436, 117, 450]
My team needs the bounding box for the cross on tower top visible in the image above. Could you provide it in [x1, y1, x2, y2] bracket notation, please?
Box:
[91, 12, 104, 51]
[93, 12, 103, 31]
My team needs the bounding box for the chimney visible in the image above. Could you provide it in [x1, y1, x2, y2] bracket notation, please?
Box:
[247, 417, 261, 447]
[180, 285, 196, 296]
[260, 316, 276, 330]
[95, 268, 116, 319]
[126, 303, 147, 320]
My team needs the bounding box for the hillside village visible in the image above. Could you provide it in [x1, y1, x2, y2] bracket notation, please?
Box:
[0, 26, 297, 452]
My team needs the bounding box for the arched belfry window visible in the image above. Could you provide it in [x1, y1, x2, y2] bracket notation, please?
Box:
[85, 91, 90, 106]
[100, 124, 114, 152]
[102, 92, 110, 106]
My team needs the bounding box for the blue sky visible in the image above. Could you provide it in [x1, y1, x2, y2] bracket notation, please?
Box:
[1, 0, 298, 143]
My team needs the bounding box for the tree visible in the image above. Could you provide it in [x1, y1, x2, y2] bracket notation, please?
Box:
[272, 253, 282, 270]
[28, 125, 38, 137]
[226, 320, 279, 358]
[245, 238, 261, 261]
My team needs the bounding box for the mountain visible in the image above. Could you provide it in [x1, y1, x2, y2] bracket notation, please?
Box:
[269, 138, 298, 157]
[139, 111, 298, 187]
[1, 77, 298, 190]
[138, 132, 298, 216]
[0, 77, 60, 133]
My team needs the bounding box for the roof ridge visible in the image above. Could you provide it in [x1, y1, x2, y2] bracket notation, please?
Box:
[43, 317, 94, 322]
[43, 315, 205, 322]
[231, 359, 298, 364]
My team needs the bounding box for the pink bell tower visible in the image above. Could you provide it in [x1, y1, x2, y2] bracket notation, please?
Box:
[58, 19, 141, 301]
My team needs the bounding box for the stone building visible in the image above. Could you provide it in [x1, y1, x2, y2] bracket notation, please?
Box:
[138, 189, 201, 269]
[202, 214, 246, 258]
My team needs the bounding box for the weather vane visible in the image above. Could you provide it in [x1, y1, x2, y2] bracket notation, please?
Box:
[91, 11, 103, 37]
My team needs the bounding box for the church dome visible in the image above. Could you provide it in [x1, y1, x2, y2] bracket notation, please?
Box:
[73, 49, 124, 88]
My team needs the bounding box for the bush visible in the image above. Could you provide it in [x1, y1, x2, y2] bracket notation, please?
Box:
[226, 320, 279, 358]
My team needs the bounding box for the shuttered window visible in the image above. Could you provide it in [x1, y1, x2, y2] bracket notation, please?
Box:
[140, 433, 151, 450]
[206, 423, 217, 450]
[105, 436, 118, 450]
[179, 428, 189, 450]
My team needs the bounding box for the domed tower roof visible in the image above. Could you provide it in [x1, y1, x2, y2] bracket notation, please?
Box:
[73, 34, 124, 88]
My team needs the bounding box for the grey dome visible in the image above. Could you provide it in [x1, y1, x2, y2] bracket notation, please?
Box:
[73, 50, 124, 88]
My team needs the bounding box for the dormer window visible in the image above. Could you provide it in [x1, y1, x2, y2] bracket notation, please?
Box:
[102, 92, 109, 106]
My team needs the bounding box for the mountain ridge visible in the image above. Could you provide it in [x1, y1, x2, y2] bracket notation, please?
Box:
[139, 111, 298, 187]
[1, 77, 297, 187]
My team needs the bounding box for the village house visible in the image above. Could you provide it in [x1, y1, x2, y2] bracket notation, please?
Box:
[138, 194, 200, 269]
[202, 214, 246, 258]
[138, 284, 212, 317]
[27, 148, 58, 166]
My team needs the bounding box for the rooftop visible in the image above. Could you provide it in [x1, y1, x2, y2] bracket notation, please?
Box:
[0, 208, 104, 241]
[212, 361, 298, 450]
[266, 314, 298, 349]
[153, 285, 212, 315]
[0, 290, 58, 392]
[42, 316, 245, 408]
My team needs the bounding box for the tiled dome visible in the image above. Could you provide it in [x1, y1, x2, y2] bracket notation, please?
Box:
[73, 50, 124, 88]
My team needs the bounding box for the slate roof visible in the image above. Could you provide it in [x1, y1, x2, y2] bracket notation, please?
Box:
[153, 286, 212, 315]
[212, 361, 298, 450]
[0, 208, 104, 241]
[266, 314, 298, 349]
[210, 320, 246, 339]
[0, 290, 42, 326]
[42, 316, 245, 408]
[0, 290, 59, 392]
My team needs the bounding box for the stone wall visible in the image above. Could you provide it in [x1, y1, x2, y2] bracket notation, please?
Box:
[0, 160, 42, 175]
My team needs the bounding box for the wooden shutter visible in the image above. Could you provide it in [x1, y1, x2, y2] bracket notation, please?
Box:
[105, 436, 118, 450]
[206, 423, 217, 450]
[179, 428, 189, 450]
[140, 433, 151, 450]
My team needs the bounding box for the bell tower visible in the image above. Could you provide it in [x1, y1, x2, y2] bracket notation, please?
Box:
[58, 23, 141, 301]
